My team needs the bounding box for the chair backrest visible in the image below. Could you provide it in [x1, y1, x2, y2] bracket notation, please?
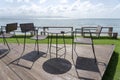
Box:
[96, 26, 102, 37]
[6, 23, 18, 33]
[20, 23, 35, 33]
[75, 28, 93, 38]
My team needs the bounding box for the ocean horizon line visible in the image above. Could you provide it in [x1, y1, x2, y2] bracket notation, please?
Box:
[0, 17, 120, 20]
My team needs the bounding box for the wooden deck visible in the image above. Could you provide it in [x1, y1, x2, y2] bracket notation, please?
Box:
[0, 43, 115, 80]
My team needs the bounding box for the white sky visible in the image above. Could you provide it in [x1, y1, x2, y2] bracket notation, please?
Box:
[0, 0, 120, 18]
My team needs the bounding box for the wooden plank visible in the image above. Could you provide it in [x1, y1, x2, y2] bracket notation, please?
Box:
[0, 43, 115, 80]
[0, 60, 21, 80]
[1, 56, 38, 80]
[1, 44, 64, 80]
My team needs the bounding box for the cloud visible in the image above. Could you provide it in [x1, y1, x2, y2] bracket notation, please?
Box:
[113, 4, 120, 10]
[59, 0, 105, 18]
[17, 0, 30, 3]
[60, 0, 68, 4]
[39, 0, 46, 4]
[5, 0, 30, 3]
[1, 0, 120, 18]
[5, 0, 14, 3]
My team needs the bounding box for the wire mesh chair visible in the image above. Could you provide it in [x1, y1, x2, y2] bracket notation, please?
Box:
[81, 26, 102, 38]
[72, 28, 97, 62]
[17, 23, 48, 65]
[0, 23, 19, 50]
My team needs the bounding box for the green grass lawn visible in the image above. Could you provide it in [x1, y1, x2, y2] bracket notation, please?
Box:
[0, 35, 120, 80]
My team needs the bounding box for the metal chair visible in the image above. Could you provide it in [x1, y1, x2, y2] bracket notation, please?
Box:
[17, 23, 48, 65]
[0, 23, 19, 50]
[81, 26, 102, 38]
[95, 26, 102, 37]
[72, 28, 97, 62]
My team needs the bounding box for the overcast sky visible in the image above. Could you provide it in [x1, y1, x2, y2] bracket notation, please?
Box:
[0, 0, 120, 18]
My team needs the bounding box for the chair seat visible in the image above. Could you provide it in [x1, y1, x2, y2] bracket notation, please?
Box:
[31, 35, 48, 40]
[74, 38, 92, 44]
[0, 33, 14, 38]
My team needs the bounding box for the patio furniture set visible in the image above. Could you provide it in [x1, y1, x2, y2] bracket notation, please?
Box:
[0, 23, 115, 80]
[0, 23, 117, 68]
[0, 22, 98, 63]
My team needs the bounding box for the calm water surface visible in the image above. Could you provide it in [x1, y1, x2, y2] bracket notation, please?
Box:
[0, 18, 120, 35]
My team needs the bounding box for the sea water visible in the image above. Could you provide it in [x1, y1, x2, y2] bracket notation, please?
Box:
[0, 18, 120, 35]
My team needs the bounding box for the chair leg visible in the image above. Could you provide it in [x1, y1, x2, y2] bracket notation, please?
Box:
[3, 37, 6, 45]
[47, 36, 49, 53]
[44, 36, 49, 57]
[34, 40, 37, 51]
[49, 34, 53, 59]
[22, 33, 26, 52]
[34, 40, 39, 52]
[3, 37, 10, 50]
[91, 44, 97, 62]
[17, 32, 26, 64]
[63, 34, 66, 58]
[72, 37, 74, 59]
[56, 34, 58, 58]
[36, 39, 39, 55]
[14, 34, 20, 45]
[73, 43, 79, 57]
